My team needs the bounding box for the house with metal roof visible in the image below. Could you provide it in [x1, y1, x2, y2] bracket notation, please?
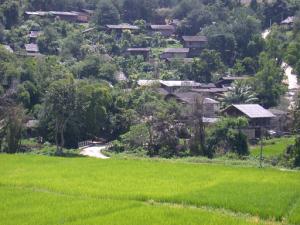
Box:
[150, 24, 175, 37]
[215, 76, 250, 88]
[222, 104, 275, 138]
[106, 24, 139, 31]
[126, 48, 151, 61]
[160, 48, 189, 60]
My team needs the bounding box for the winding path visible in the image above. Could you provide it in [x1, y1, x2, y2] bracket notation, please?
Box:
[80, 145, 110, 159]
[262, 28, 299, 109]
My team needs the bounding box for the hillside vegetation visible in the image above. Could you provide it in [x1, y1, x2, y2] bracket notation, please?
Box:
[0, 154, 299, 225]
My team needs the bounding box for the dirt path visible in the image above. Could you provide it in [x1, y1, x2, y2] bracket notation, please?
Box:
[80, 145, 110, 159]
[262, 29, 299, 109]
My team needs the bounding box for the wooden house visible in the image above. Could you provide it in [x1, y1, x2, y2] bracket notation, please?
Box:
[126, 48, 151, 61]
[106, 24, 139, 33]
[150, 24, 175, 37]
[222, 104, 275, 139]
[160, 48, 189, 60]
[215, 76, 249, 88]
[182, 36, 207, 57]
[281, 16, 295, 29]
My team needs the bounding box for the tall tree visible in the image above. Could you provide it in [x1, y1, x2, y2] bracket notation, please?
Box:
[255, 52, 286, 108]
[94, 0, 120, 26]
[43, 79, 76, 155]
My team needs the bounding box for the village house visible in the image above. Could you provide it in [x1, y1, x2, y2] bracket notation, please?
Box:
[182, 36, 207, 57]
[160, 48, 189, 60]
[269, 108, 290, 132]
[165, 58, 194, 64]
[106, 24, 139, 33]
[150, 24, 175, 37]
[215, 76, 249, 88]
[29, 31, 42, 43]
[24, 43, 41, 57]
[222, 104, 275, 139]
[126, 48, 151, 61]
[25, 11, 90, 23]
[281, 16, 295, 29]
[168, 91, 220, 117]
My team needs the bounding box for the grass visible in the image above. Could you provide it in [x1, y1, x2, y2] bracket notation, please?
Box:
[0, 154, 300, 225]
[250, 137, 295, 158]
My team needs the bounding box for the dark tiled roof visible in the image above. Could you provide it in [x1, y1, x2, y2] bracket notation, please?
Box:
[182, 36, 207, 42]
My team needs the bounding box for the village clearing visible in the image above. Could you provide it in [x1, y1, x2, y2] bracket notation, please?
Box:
[0, 154, 299, 225]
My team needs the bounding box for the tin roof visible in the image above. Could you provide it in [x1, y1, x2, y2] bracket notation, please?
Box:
[227, 104, 275, 118]
[182, 36, 208, 42]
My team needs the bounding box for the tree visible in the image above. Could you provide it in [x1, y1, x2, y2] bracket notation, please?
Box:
[207, 117, 249, 156]
[1, 1, 20, 29]
[188, 96, 209, 157]
[255, 52, 286, 108]
[94, 0, 120, 26]
[37, 26, 59, 54]
[219, 80, 258, 108]
[43, 79, 76, 155]
[5, 105, 25, 153]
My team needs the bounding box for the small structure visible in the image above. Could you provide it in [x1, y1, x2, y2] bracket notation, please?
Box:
[169, 92, 220, 117]
[25, 11, 90, 23]
[160, 48, 189, 60]
[25, 119, 39, 137]
[106, 24, 139, 32]
[160, 80, 201, 92]
[150, 24, 175, 37]
[182, 36, 208, 57]
[24, 43, 41, 57]
[269, 108, 289, 131]
[165, 58, 194, 64]
[215, 76, 249, 88]
[281, 16, 295, 29]
[126, 48, 150, 61]
[137, 79, 160, 87]
[29, 31, 42, 43]
[222, 104, 275, 139]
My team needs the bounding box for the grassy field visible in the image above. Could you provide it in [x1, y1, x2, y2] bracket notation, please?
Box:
[250, 137, 295, 158]
[0, 154, 300, 225]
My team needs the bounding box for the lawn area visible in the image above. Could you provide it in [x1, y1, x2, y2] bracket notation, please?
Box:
[0, 154, 300, 225]
[250, 137, 295, 157]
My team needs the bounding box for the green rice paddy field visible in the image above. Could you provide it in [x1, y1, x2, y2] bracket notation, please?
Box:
[0, 154, 300, 225]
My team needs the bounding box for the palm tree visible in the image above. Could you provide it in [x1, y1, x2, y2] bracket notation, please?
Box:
[219, 81, 258, 108]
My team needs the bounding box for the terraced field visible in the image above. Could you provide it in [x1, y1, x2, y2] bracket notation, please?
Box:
[0, 154, 299, 225]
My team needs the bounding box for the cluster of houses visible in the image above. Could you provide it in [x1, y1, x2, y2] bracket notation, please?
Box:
[137, 78, 288, 140]
[2, 12, 294, 141]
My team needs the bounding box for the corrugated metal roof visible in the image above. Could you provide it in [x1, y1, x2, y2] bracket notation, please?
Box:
[127, 48, 150, 52]
[182, 36, 207, 42]
[150, 25, 175, 30]
[160, 80, 200, 87]
[25, 43, 39, 52]
[163, 48, 189, 53]
[231, 104, 275, 118]
[106, 24, 139, 30]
